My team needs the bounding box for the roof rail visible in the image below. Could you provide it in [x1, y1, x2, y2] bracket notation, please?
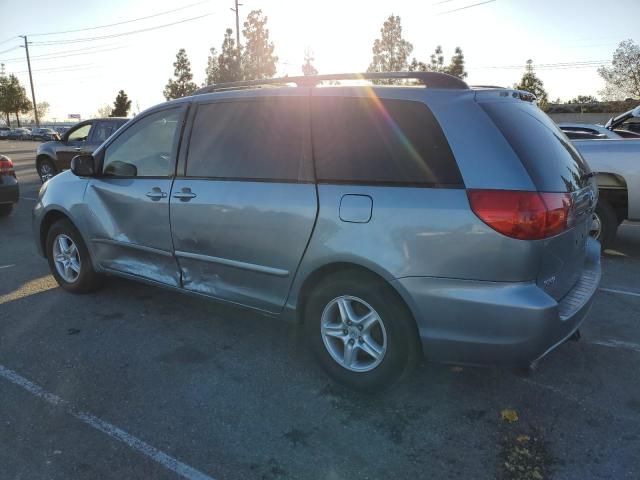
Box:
[194, 71, 469, 95]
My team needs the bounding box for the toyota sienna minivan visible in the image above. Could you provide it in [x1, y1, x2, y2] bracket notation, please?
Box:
[33, 72, 601, 390]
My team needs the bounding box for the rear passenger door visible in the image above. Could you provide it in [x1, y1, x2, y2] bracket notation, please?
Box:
[170, 93, 317, 313]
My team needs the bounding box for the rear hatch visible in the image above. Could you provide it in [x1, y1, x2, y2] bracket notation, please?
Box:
[477, 93, 596, 300]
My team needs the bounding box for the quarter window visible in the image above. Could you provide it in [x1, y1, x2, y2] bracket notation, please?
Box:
[103, 109, 181, 177]
[186, 98, 312, 181]
[311, 97, 462, 186]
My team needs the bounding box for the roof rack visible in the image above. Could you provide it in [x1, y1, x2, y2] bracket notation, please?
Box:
[194, 71, 469, 95]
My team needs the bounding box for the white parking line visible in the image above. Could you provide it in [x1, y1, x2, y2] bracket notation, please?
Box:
[0, 264, 15, 269]
[599, 287, 640, 298]
[589, 339, 640, 354]
[0, 364, 215, 480]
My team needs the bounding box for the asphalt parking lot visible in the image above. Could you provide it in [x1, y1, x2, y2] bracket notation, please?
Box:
[1, 140, 639, 480]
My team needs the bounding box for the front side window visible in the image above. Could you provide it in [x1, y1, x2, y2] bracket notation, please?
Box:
[102, 109, 181, 177]
[67, 124, 92, 143]
[186, 98, 312, 181]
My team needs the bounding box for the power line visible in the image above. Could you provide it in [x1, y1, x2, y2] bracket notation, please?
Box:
[0, 44, 128, 64]
[31, 13, 214, 46]
[0, 36, 19, 47]
[437, 0, 496, 15]
[0, 45, 21, 56]
[28, 0, 209, 37]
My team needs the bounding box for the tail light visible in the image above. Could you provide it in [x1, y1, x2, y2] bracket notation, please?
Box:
[0, 157, 15, 177]
[467, 190, 572, 240]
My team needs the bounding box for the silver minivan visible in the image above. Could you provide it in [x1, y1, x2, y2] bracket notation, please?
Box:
[33, 72, 601, 390]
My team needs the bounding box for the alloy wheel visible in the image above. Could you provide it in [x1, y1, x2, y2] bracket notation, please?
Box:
[320, 295, 387, 372]
[52, 234, 81, 283]
[39, 162, 54, 182]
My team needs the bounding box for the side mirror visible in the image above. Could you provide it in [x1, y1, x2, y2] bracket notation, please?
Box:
[70, 154, 96, 177]
[103, 160, 137, 177]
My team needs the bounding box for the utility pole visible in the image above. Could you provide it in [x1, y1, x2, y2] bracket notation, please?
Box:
[20, 35, 39, 127]
[230, 0, 242, 50]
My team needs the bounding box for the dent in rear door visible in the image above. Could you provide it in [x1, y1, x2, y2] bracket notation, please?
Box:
[170, 94, 317, 313]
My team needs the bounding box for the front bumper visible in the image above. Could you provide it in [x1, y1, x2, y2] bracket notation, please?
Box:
[392, 238, 601, 367]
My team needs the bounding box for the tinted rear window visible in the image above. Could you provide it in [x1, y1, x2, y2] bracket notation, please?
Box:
[186, 98, 312, 181]
[481, 102, 590, 192]
[311, 97, 463, 186]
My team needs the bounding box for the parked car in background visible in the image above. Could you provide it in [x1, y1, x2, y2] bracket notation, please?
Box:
[0, 127, 10, 139]
[35, 117, 128, 182]
[572, 138, 640, 248]
[559, 106, 640, 141]
[31, 128, 61, 142]
[0, 155, 19, 217]
[33, 72, 600, 390]
[54, 126, 70, 135]
[7, 128, 30, 140]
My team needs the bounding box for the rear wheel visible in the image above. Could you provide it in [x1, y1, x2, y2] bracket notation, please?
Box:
[38, 158, 57, 183]
[46, 219, 102, 293]
[0, 204, 13, 217]
[590, 200, 617, 250]
[304, 271, 419, 391]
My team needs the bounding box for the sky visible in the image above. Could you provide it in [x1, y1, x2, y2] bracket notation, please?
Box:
[0, 0, 638, 121]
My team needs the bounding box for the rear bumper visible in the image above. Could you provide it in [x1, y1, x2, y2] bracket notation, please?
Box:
[392, 237, 601, 366]
[0, 180, 19, 204]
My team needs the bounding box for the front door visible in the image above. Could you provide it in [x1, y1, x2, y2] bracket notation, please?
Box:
[170, 95, 318, 313]
[84, 106, 186, 286]
[57, 122, 94, 170]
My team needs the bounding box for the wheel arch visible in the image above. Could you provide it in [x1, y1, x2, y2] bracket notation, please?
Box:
[596, 173, 628, 222]
[294, 261, 424, 360]
[39, 209, 72, 258]
[36, 153, 56, 172]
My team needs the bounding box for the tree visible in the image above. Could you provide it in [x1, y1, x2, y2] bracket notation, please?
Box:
[112, 90, 131, 117]
[220, 29, 243, 83]
[163, 49, 198, 100]
[95, 104, 113, 118]
[598, 39, 640, 100]
[0, 76, 14, 125]
[0, 75, 31, 126]
[302, 49, 318, 76]
[410, 46, 467, 79]
[242, 10, 278, 80]
[446, 47, 467, 79]
[204, 47, 221, 85]
[567, 95, 598, 104]
[514, 60, 549, 109]
[367, 15, 413, 83]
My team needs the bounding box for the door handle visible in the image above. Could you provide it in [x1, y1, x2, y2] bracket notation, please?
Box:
[173, 187, 197, 201]
[145, 187, 167, 201]
[74, 147, 82, 151]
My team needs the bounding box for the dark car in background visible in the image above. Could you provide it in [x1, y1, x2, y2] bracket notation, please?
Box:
[36, 117, 128, 182]
[0, 155, 18, 217]
[31, 128, 61, 142]
[7, 128, 31, 140]
[0, 127, 10, 139]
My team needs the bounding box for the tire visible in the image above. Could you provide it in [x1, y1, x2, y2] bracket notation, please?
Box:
[46, 219, 102, 293]
[304, 271, 419, 391]
[0, 204, 13, 217]
[591, 200, 617, 250]
[38, 158, 57, 183]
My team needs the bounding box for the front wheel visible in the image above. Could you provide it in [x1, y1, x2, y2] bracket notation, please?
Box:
[304, 272, 419, 391]
[38, 158, 57, 183]
[46, 219, 102, 293]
